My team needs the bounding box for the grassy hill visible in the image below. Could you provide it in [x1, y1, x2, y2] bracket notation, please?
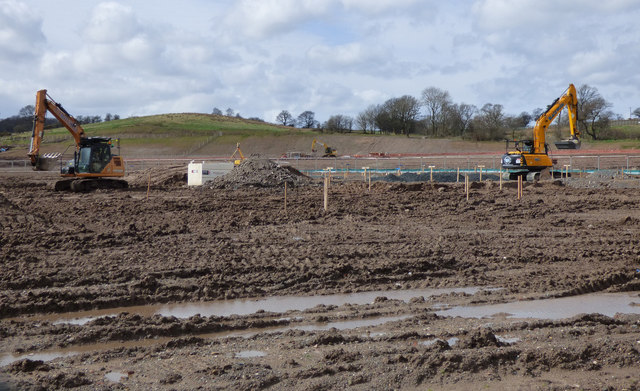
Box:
[2, 113, 321, 158]
[3, 113, 640, 160]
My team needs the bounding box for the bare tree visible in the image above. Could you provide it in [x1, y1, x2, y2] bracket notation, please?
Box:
[18, 105, 35, 118]
[225, 108, 234, 117]
[632, 107, 640, 119]
[276, 110, 294, 126]
[374, 96, 421, 136]
[324, 114, 353, 133]
[445, 103, 476, 137]
[212, 107, 223, 115]
[577, 84, 613, 140]
[356, 105, 380, 133]
[421, 87, 452, 137]
[470, 103, 505, 141]
[297, 111, 317, 128]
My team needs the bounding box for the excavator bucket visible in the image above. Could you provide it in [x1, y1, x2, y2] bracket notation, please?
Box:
[34, 153, 61, 171]
[554, 139, 581, 150]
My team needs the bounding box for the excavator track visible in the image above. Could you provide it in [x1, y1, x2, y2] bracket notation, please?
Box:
[54, 178, 128, 192]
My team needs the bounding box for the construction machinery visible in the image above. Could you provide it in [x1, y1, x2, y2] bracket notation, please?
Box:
[231, 143, 245, 165]
[311, 139, 337, 157]
[501, 84, 580, 181]
[28, 89, 127, 191]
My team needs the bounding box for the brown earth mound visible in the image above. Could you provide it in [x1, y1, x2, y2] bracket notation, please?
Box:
[126, 166, 187, 188]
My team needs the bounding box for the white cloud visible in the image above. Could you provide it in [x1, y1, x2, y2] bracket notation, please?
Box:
[2, 0, 640, 122]
[224, 0, 334, 39]
[0, 0, 46, 60]
[307, 42, 379, 68]
[85, 2, 141, 43]
[341, 0, 421, 15]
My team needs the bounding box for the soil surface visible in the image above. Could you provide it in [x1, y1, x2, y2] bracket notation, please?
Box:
[1, 160, 640, 390]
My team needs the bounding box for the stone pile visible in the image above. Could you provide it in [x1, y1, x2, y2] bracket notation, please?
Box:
[207, 157, 311, 189]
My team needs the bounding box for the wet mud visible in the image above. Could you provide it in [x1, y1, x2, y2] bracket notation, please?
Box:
[1, 168, 640, 390]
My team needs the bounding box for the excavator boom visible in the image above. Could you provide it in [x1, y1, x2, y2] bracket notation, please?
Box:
[29, 90, 86, 166]
[532, 84, 580, 152]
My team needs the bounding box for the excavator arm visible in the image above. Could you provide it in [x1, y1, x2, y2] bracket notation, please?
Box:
[28, 89, 86, 166]
[532, 84, 580, 153]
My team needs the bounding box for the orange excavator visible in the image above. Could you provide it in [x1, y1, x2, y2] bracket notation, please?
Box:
[28, 89, 127, 191]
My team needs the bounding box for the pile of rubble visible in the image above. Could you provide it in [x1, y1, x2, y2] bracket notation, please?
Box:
[207, 157, 311, 189]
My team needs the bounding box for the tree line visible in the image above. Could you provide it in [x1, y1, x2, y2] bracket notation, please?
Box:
[271, 84, 640, 141]
[0, 105, 120, 136]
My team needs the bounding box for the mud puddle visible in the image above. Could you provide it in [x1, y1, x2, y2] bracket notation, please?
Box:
[234, 350, 267, 358]
[1, 315, 410, 367]
[436, 291, 640, 320]
[104, 371, 127, 383]
[35, 287, 483, 325]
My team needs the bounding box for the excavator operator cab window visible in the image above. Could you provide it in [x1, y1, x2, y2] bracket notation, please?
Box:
[90, 144, 111, 173]
[77, 143, 112, 173]
[77, 146, 92, 173]
[521, 140, 534, 154]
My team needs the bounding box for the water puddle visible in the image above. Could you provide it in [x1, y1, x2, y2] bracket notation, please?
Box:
[295, 315, 410, 332]
[0, 314, 410, 367]
[420, 337, 458, 347]
[0, 351, 77, 367]
[235, 350, 266, 358]
[104, 371, 127, 382]
[496, 335, 520, 344]
[29, 286, 484, 325]
[436, 292, 640, 320]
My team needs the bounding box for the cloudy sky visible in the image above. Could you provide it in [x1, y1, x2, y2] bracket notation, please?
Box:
[1, 0, 639, 124]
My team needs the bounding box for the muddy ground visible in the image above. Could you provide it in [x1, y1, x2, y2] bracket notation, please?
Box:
[1, 164, 640, 390]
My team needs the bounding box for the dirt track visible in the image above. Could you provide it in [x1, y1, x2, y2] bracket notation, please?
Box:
[1, 164, 640, 390]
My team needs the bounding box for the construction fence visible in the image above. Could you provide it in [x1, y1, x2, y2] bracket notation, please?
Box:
[2, 153, 640, 176]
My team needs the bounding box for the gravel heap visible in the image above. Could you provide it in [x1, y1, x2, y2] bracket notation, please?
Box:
[207, 157, 311, 189]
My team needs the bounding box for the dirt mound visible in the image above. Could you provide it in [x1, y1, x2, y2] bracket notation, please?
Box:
[457, 329, 505, 349]
[126, 166, 187, 188]
[207, 157, 311, 189]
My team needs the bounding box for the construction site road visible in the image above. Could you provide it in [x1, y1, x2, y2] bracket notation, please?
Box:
[1, 165, 639, 390]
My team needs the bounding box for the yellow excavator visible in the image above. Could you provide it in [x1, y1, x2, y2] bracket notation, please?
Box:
[502, 84, 580, 181]
[28, 89, 127, 191]
[231, 143, 245, 165]
[311, 139, 337, 157]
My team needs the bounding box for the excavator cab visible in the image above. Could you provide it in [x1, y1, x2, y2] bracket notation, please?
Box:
[76, 138, 113, 174]
[61, 137, 114, 175]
